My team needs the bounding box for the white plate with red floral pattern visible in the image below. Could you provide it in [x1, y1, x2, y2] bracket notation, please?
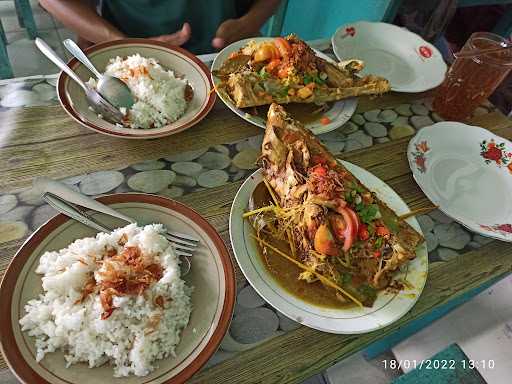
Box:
[408, 122, 512, 241]
[332, 21, 447, 92]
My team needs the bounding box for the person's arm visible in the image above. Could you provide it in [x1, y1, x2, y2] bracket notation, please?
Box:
[212, 0, 282, 49]
[243, 0, 283, 33]
[40, 0, 192, 47]
[39, 0, 125, 43]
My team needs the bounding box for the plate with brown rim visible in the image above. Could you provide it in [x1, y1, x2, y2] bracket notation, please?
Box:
[57, 39, 216, 139]
[0, 193, 235, 384]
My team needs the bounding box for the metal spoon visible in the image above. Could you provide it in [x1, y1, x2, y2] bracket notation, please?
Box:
[35, 38, 124, 124]
[63, 39, 134, 109]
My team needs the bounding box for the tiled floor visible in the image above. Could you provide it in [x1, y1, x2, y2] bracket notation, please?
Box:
[1, 0, 75, 78]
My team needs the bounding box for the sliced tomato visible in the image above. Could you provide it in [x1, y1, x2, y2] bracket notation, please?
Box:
[274, 37, 292, 57]
[345, 207, 360, 238]
[373, 250, 382, 258]
[314, 224, 338, 256]
[338, 207, 355, 252]
[253, 43, 280, 62]
[320, 116, 331, 125]
[311, 164, 327, 176]
[376, 225, 390, 237]
[277, 67, 289, 78]
[358, 224, 369, 241]
[266, 58, 281, 72]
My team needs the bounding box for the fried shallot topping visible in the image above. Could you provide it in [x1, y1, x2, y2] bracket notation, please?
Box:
[282, 36, 318, 74]
[117, 233, 128, 246]
[78, 245, 163, 320]
[154, 295, 165, 309]
[307, 165, 345, 200]
[75, 274, 96, 305]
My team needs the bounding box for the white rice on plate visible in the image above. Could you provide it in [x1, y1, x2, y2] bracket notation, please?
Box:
[19, 224, 192, 377]
[87, 54, 189, 129]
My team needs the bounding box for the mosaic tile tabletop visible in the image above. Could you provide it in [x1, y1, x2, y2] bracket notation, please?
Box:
[0, 70, 498, 373]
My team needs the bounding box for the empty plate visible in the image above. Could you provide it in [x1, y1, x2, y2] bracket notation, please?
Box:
[332, 21, 447, 93]
[408, 122, 512, 241]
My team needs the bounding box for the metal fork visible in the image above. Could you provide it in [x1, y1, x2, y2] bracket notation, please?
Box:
[42, 192, 193, 275]
[34, 176, 200, 243]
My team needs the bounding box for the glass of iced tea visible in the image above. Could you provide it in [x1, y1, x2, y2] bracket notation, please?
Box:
[433, 32, 512, 121]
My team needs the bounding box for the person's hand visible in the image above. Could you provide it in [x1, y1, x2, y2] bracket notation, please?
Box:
[152, 22, 191, 46]
[212, 16, 260, 49]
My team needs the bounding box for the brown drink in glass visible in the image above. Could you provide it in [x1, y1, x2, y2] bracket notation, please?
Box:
[433, 32, 512, 121]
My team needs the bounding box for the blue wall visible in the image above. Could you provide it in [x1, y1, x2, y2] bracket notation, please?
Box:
[279, 0, 392, 40]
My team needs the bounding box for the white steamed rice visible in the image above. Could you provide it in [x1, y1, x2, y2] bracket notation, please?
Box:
[19, 223, 192, 377]
[87, 54, 188, 129]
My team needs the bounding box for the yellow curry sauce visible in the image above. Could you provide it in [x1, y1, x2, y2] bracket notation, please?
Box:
[251, 182, 355, 309]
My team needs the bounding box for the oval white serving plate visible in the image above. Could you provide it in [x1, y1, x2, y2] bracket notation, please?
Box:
[408, 121, 512, 241]
[211, 37, 357, 135]
[229, 162, 427, 334]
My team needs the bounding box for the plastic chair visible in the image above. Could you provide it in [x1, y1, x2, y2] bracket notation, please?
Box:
[0, 0, 38, 79]
[13, 0, 38, 39]
[0, 19, 13, 79]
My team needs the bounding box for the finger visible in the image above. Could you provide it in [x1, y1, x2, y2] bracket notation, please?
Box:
[167, 22, 192, 46]
[180, 22, 191, 39]
[214, 19, 232, 41]
[211, 37, 226, 49]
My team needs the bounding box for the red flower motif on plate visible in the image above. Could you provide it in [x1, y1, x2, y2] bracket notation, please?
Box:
[480, 138, 512, 168]
[411, 140, 430, 173]
[418, 45, 433, 58]
[480, 223, 512, 235]
[343, 27, 356, 38]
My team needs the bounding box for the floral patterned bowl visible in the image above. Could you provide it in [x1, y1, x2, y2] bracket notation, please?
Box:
[408, 122, 512, 241]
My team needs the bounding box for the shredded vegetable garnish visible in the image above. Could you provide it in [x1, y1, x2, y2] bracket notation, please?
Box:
[287, 228, 296, 259]
[242, 205, 276, 218]
[336, 256, 350, 268]
[263, 178, 279, 206]
[398, 205, 439, 221]
[397, 278, 414, 290]
[251, 235, 363, 308]
[261, 180, 296, 259]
